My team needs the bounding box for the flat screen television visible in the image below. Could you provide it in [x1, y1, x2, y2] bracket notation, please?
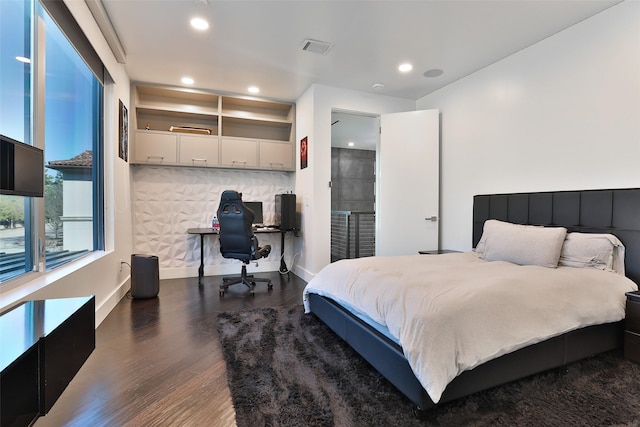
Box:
[0, 134, 44, 197]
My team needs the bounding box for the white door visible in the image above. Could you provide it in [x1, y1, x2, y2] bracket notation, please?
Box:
[376, 109, 440, 256]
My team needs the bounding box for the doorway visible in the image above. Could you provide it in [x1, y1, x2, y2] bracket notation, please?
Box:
[329, 108, 441, 261]
[330, 111, 379, 262]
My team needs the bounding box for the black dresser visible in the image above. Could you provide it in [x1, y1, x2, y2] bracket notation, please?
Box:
[625, 291, 640, 363]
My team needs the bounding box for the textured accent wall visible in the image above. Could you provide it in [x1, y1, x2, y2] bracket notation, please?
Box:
[132, 166, 295, 276]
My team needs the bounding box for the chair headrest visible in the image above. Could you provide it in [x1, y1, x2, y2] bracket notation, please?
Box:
[221, 190, 242, 202]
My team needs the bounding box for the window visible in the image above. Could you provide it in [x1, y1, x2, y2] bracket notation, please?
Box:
[0, 0, 104, 284]
[0, 0, 34, 281]
[39, 3, 104, 269]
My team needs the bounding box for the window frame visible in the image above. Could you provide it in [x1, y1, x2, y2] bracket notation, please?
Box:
[0, 0, 105, 289]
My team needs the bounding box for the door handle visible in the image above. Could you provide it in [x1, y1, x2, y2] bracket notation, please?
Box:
[425, 216, 438, 222]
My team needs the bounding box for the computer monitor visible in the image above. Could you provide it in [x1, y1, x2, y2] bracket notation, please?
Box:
[244, 201, 264, 226]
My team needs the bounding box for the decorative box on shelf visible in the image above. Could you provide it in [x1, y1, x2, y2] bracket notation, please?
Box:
[168, 126, 212, 135]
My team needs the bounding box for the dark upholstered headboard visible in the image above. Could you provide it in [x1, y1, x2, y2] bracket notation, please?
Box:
[473, 188, 640, 285]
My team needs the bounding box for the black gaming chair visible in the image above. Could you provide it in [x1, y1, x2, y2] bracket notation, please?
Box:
[217, 190, 272, 296]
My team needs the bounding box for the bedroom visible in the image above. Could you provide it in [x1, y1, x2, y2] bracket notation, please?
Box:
[0, 0, 639, 424]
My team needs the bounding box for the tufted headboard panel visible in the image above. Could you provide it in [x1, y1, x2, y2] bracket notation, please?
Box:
[473, 188, 640, 285]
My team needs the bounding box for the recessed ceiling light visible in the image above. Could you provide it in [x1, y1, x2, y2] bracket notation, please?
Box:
[372, 83, 385, 90]
[248, 86, 260, 94]
[423, 69, 444, 78]
[347, 142, 355, 147]
[181, 77, 194, 85]
[15, 56, 31, 64]
[398, 63, 413, 73]
[190, 17, 209, 31]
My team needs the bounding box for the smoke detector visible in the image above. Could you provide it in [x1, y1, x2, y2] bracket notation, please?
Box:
[300, 39, 333, 55]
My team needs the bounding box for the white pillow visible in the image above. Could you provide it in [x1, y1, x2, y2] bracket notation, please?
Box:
[475, 220, 567, 268]
[559, 232, 626, 275]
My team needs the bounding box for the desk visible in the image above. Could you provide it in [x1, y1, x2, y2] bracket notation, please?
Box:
[1, 296, 95, 426]
[187, 227, 292, 285]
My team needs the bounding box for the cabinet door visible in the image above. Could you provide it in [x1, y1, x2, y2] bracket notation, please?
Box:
[220, 138, 258, 168]
[259, 141, 293, 171]
[178, 135, 219, 167]
[133, 131, 177, 164]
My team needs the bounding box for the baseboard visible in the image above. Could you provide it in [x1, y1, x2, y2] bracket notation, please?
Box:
[292, 265, 314, 283]
[95, 275, 130, 326]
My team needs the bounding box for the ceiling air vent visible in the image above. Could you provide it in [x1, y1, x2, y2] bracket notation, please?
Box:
[300, 38, 333, 55]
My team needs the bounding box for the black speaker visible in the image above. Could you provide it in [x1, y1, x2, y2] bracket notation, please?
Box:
[275, 193, 297, 231]
[130, 254, 159, 298]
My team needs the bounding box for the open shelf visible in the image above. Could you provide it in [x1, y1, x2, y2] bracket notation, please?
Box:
[221, 96, 293, 122]
[136, 108, 218, 134]
[135, 85, 219, 115]
[221, 116, 292, 141]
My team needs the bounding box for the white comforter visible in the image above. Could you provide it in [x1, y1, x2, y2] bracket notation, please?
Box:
[302, 252, 638, 403]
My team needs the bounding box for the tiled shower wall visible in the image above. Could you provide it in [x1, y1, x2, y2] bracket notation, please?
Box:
[331, 148, 375, 212]
[132, 166, 295, 277]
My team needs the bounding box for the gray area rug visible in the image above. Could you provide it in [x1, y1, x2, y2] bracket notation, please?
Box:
[217, 305, 640, 427]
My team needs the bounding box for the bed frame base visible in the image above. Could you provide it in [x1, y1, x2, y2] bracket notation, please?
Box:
[308, 293, 623, 410]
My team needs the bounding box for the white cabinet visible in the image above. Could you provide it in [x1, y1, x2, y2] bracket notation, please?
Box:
[133, 131, 177, 164]
[220, 138, 258, 168]
[131, 83, 295, 171]
[259, 140, 294, 171]
[178, 135, 219, 167]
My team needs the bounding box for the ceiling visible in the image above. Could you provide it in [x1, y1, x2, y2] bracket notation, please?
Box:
[100, 0, 621, 103]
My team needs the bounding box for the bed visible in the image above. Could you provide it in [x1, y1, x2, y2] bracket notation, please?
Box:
[303, 188, 640, 410]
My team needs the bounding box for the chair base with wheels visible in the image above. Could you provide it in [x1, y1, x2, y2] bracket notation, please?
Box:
[219, 263, 272, 296]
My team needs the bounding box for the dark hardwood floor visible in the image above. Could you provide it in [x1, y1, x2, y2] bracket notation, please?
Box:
[35, 271, 307, 427]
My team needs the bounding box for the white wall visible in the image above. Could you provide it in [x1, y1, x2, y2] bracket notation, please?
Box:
[417, 0, 640, 251]
[0, 1, 134, 326]
[294, 84, 415, 280]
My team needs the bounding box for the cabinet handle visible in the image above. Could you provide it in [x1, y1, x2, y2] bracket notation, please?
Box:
[147, 155, 164, 162]
[232, 160, 247, 167]
[269, 162, 284, 169]
[191, 158, 207, 164]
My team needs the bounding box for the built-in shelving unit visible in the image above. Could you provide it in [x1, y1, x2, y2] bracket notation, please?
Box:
[130, 83, 295, 171]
